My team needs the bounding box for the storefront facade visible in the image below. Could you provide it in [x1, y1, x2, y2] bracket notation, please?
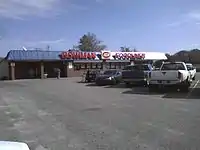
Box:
[5, 50, 167, 80]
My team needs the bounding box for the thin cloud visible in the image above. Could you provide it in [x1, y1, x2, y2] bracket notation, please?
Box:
[167, 10, 200, 27]
[68, 4, 88, 11]
[38, 38, 66, 44]
[119, 29, 133, 34]
[95, 0, 104, 3]
[0, 0, 62, 19]
[186, 11, 200, 20]
[167, 22, 182, 27]
[0, 0, 86, 19]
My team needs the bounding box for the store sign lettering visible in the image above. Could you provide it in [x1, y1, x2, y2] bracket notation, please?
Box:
[115, 53, 145, 59]
[60, 52, 96, 59]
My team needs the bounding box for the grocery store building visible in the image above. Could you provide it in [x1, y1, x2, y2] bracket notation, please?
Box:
[0, 50, 167, 80]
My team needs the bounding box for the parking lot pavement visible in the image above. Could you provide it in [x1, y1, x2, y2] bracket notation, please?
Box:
[0, 75, 200, 150]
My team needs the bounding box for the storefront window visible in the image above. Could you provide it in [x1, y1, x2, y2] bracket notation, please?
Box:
[74, 63, 81, 70]
[86, 63, 91, 69]
[80, 63, 86, 69]
[120, 62, 130, 69]
[97, 63, 103, 69]
[116, 62, 121, 69]
[105, 62, 110, 69]
[91, 63, 97, 69]
[110, 62, 117, 69]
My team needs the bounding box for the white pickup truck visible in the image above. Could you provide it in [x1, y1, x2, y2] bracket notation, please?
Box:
[149, 62, 192, 92]
[185, 63, 196, 80]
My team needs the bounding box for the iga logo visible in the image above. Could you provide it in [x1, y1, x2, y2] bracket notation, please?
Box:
[102, 51, 111, 59]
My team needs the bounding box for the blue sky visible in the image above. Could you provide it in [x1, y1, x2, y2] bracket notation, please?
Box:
[0, 0, 200, 56]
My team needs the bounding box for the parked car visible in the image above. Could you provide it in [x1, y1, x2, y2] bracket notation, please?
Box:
[185, 63, 196, 80]
[149, 62, 192, 92]
[122, 64, 153, 86]
[95, 70, 122, 85]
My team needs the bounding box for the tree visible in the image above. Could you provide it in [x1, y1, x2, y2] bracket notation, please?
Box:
[133, 48, 138, 52]
[77, 32, 106, 52]
[120, 46, 131, 52]
[120, 46, 138, 52]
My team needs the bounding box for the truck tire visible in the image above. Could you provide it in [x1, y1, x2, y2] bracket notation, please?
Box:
[180, 79, 190, 92]
[180, 86, 189, 92]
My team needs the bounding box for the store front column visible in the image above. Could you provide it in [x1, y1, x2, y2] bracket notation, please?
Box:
[40, 62, 44, 79]
[10, 62, 15, 80]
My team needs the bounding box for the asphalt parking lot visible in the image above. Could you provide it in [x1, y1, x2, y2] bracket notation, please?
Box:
[0, 73, 200, 150]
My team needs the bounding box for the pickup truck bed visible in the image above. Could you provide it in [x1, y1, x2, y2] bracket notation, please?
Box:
[122, 64, 152, 85]
[149, 62, 192, 91]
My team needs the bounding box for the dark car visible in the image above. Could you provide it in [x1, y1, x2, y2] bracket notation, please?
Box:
[95, 70, 122, 85]
[122, 64, 152, 86]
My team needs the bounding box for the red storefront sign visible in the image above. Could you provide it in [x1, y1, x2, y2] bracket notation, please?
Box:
[115, 53, 145, 59]
[60, 51, 96, 59]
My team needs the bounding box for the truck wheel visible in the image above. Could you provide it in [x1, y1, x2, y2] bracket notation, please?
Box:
[180, 86, 189, 92]
[180, 80, 190, 92]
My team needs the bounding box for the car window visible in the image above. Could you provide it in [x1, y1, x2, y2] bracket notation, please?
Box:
[103, 70, 117, 75]
[161, 63, 185, 70]
[124, 65, 150, 71]
[186, 65, 193, 70]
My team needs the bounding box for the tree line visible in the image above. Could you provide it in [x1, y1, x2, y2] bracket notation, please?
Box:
[72, 32, 200, 63]
[72, 32, 138, 52]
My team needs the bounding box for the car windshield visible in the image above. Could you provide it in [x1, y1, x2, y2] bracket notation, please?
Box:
[161, 63, 185, 70]
[186, 65, 193, 70]
[103, 70, 117, 75]
[124, 65, 150, 71]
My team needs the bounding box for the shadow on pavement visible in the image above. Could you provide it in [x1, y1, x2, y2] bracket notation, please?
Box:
[122, 86, 200, 99]
[104, 83, 128, 89]
[85, 83, 105, 86]
[76, 81, 86, 83]
[122, 87, 162, 95]
[105, 83, 146, 89]
[163, 87, 200, 99]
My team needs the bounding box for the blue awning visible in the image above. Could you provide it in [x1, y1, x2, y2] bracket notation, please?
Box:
[6, 50, 62, 61]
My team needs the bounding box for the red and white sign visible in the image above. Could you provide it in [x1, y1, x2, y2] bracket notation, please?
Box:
[60, 51, 96, 59]
[101, 51, 111, 59]
[115, 52, 145, 59]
